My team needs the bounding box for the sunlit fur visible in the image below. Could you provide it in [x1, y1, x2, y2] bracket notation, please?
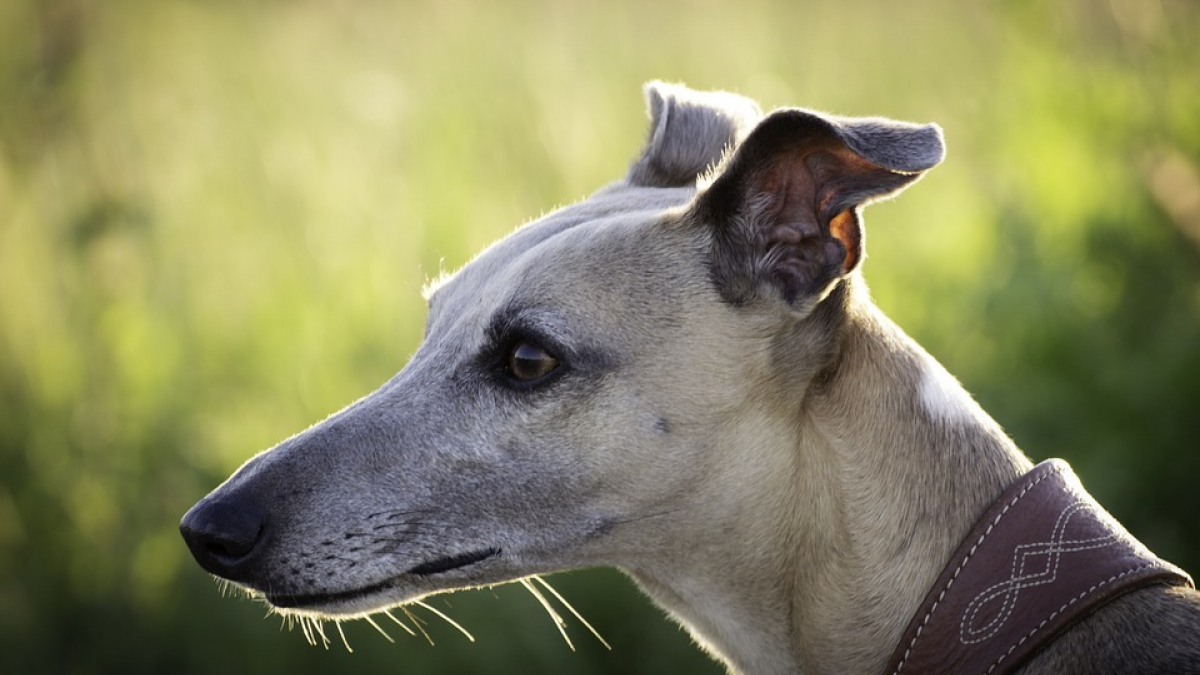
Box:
[183, 83, 1200, 675]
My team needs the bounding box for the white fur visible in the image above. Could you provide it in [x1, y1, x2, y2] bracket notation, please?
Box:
[918, 358, 974, 425]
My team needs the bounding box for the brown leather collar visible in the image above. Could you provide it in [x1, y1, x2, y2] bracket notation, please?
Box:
[883, 459, 1193, 675]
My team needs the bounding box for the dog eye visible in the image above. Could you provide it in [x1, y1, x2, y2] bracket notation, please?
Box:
[506, 340, 559, 382]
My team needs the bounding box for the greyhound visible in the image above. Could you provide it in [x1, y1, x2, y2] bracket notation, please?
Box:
[180, 83, 1200, 674]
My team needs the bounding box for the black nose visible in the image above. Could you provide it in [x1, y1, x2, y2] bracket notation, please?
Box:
[180, 495, 269, 581]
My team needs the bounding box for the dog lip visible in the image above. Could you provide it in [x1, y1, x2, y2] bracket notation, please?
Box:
[407, 546, 502, 576]
[265, 546, 502, 610]
[267, 576, 401, 610]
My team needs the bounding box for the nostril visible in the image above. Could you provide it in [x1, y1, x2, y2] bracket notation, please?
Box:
[205, 541, 234, 559]
[200, 524, 263, 562]
[180, 496, 269, 579]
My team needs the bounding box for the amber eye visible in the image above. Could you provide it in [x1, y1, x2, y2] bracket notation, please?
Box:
[506, 340, 559, 382]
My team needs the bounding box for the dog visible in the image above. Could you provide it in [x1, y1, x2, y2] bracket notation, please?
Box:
[181, 82, 1200, 674]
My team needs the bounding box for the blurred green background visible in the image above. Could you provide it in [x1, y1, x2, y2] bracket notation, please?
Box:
[1, 0, 1198, 673]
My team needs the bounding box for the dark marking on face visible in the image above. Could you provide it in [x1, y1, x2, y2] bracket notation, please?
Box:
[655, 417, 672, 434]
[587, 518, 617, 539]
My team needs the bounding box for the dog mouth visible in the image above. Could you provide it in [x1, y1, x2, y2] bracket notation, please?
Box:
[267, 546, 502, 611]
[405, 546, 502, 576]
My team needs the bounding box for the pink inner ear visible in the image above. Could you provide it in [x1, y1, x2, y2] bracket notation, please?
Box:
[697, 108, 935, 306]
[829, 210, 861, 273]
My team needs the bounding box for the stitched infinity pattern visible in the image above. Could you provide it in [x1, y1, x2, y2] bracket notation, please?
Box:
[959, 500, 1118, 645]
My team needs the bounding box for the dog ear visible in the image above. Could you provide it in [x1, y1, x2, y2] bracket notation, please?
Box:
[627, 81, 763, 188]
[694, 108, 944, 308]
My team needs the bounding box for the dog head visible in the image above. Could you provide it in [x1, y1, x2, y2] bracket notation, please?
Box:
[180, 82, 943, 620]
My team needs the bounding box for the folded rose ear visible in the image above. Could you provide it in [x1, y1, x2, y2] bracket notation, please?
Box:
[627, 81, 762, 188]
[693, 108, 944, 308]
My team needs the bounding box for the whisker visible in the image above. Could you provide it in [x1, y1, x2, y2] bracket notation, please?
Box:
[382, 608, 418, 637]
[349, 533, 447, 544]
[415, 600, 475, 642]
[335, 620, 353, 653]
[312, 617, 332, 649]
[532, 575, 611, 650]
[402, 606, 435, 645]
[358, 526, 461, 536]
[521, 578, 574, 651]
[214, 576, 252, 601]
[363, 614, 395, 643]
[300, 616, 316, 646]
[302, 612, 316, 643]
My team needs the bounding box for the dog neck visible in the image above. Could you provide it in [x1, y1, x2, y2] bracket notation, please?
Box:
[624, 277, 1033, 675]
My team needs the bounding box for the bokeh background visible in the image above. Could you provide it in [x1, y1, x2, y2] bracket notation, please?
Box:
[2, 0, 1198, 673]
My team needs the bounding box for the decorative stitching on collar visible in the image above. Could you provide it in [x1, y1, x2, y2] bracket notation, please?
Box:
[890, 463, 1066, 675]
[884, 459, 1192, 675]
[960, 500, 1118, 644]
[983, 563, 1163, 674]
